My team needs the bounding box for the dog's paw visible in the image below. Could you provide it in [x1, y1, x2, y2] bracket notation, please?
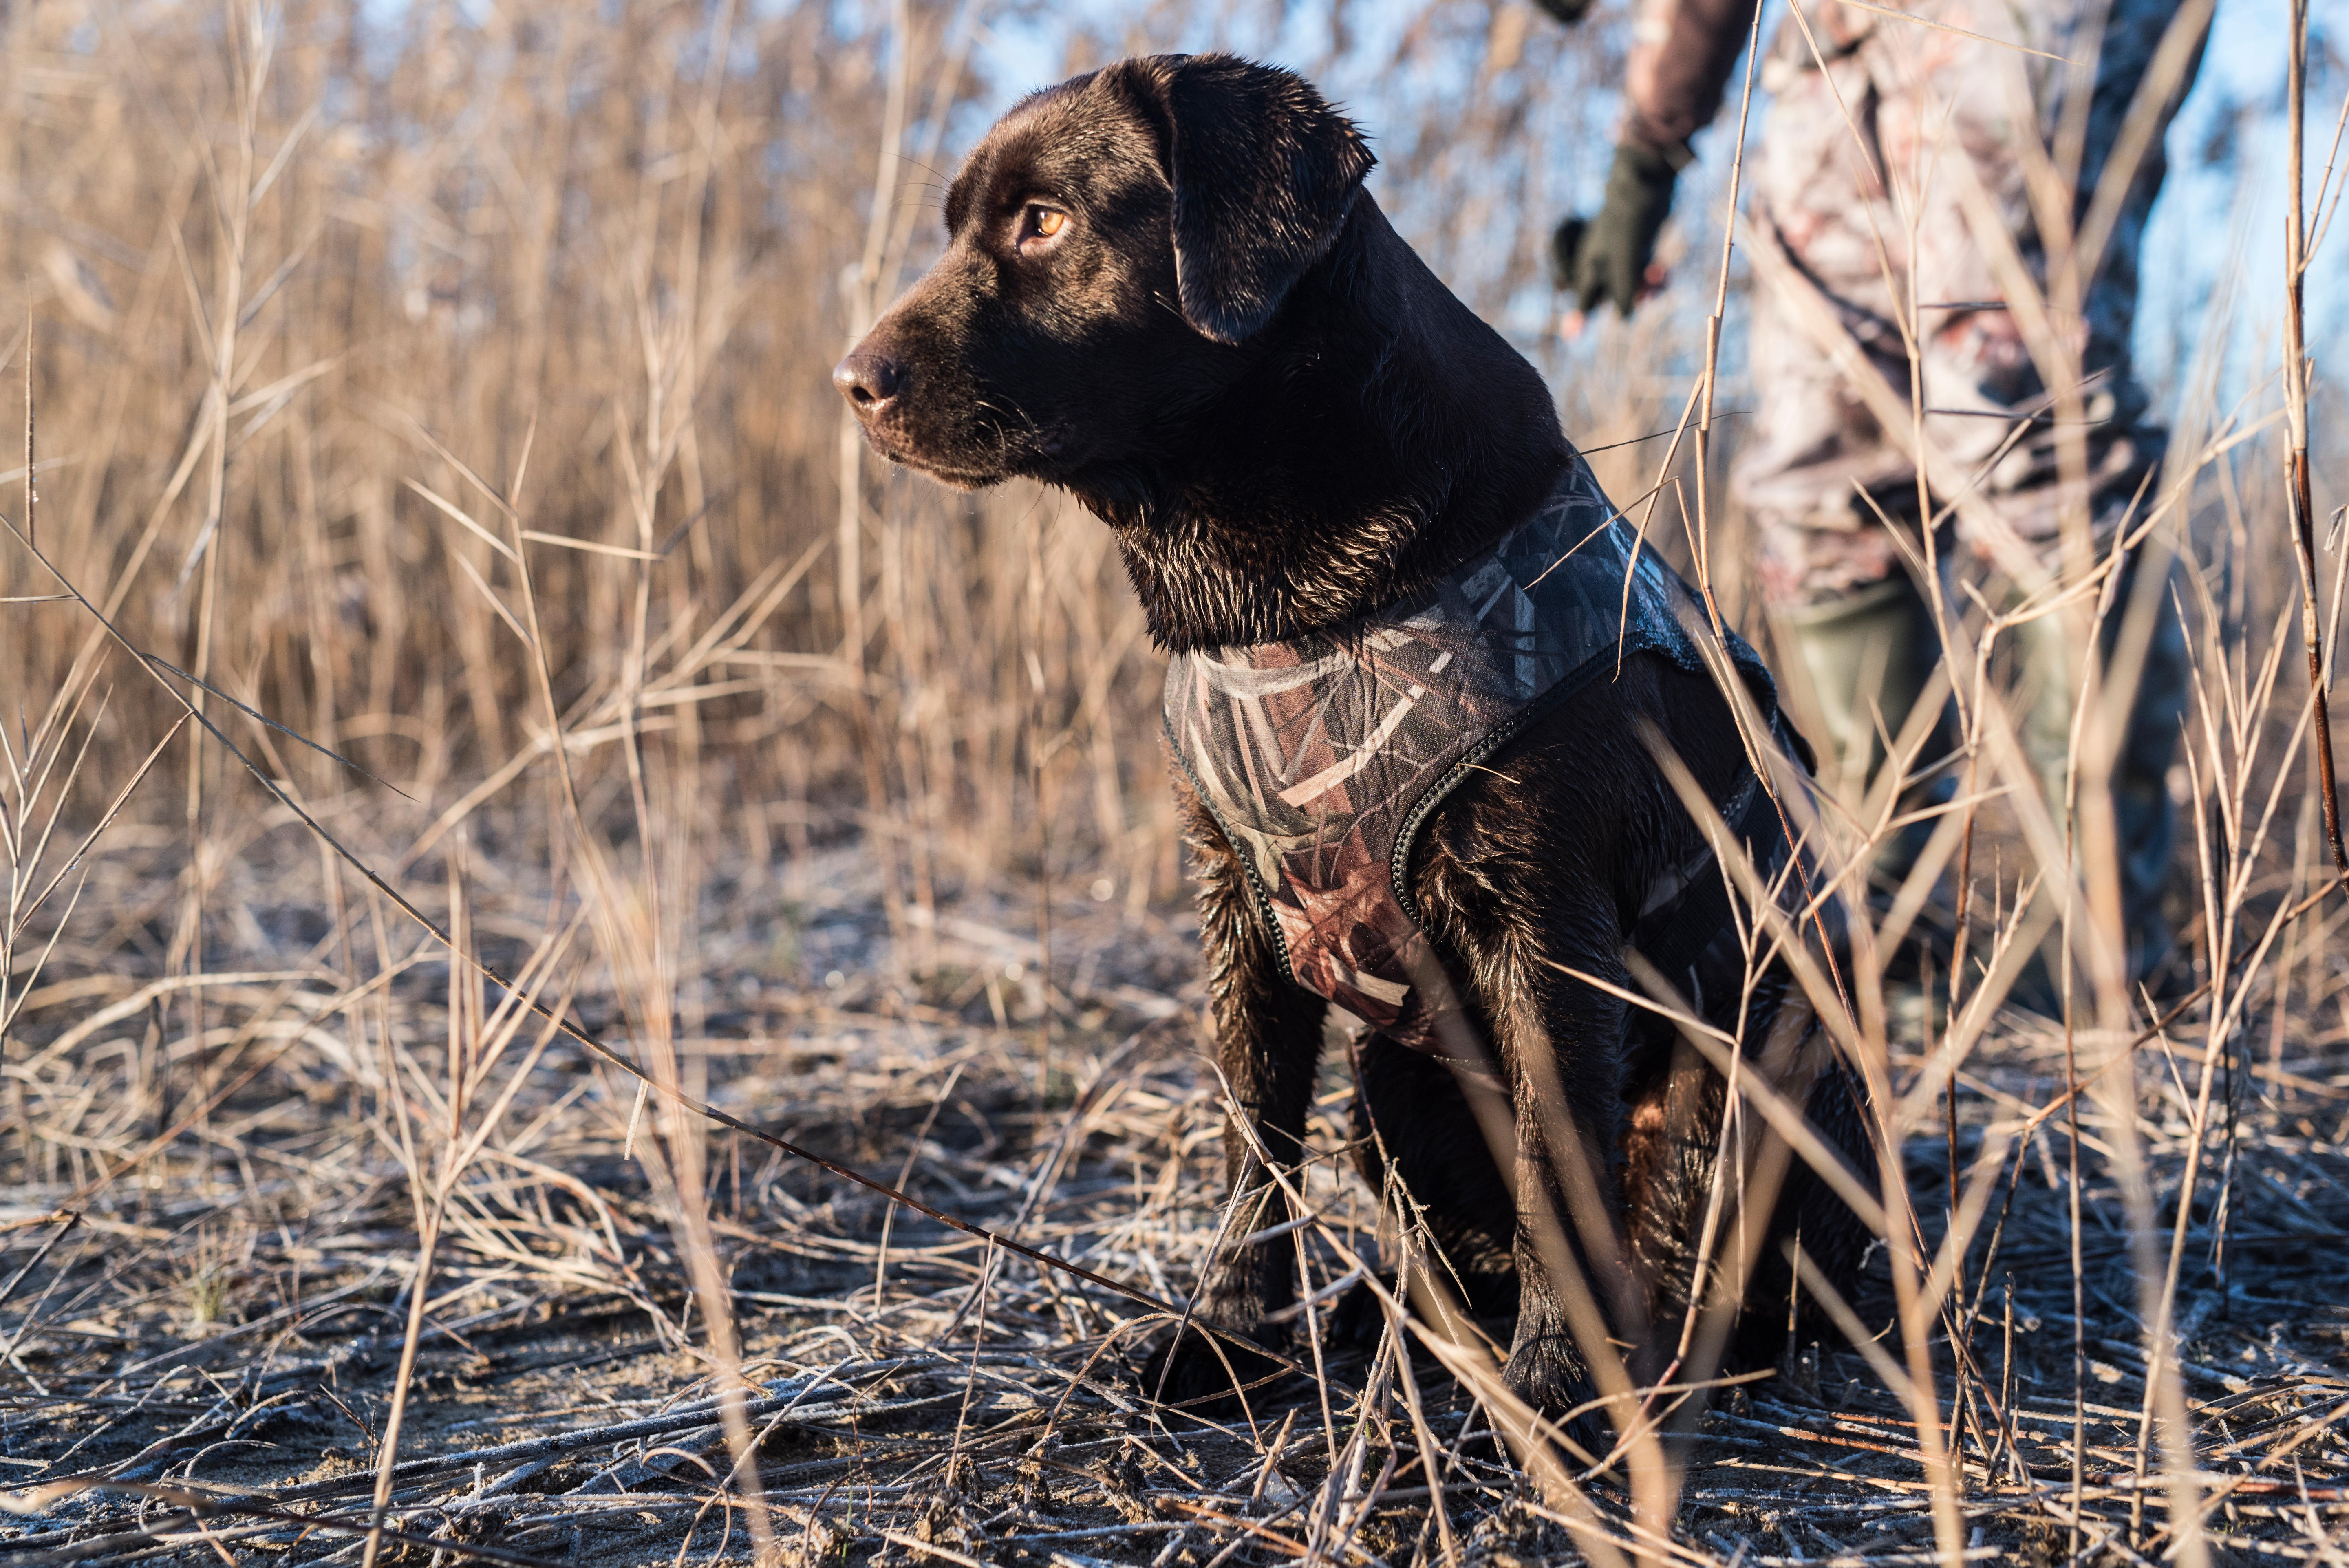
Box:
[1499, 1336, 1611, 1464]
[1138, 1321, 1287, 1414]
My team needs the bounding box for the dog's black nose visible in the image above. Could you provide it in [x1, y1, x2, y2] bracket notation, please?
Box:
[833, 346, 905, 418]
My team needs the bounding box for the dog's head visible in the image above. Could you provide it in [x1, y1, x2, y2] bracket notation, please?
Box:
[833, 54, 1374, 492]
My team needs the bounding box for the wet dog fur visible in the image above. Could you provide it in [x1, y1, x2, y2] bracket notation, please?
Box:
[834, 52, 1873, 1444]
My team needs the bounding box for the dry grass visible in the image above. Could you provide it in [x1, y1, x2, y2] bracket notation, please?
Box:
[0, 847, 2344, 1568]
[0, 0, 2347, 1564]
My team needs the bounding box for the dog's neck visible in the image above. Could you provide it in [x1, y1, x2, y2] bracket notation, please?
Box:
[1068, 197, 1573, 652]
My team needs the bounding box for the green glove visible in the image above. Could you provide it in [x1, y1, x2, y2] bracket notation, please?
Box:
[1564, 139, 1685, 319]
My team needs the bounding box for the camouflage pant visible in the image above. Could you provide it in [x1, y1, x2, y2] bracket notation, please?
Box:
[1730, 0, 2201, 606]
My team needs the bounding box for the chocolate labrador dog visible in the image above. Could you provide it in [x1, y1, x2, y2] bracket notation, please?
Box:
[834, 53, 1873, 1442]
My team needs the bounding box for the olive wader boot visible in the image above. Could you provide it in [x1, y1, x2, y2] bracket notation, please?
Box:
[2007, 560, 2186, 988]
[1782, 562, 2183, 1005]
[1779, 575, 1955, 889]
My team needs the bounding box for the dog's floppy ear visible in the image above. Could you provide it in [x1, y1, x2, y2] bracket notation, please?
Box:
[1113, 54, 1375, 344]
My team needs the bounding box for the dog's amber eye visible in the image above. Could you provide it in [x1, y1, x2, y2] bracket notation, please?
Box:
[1023, 205, 1068, 243]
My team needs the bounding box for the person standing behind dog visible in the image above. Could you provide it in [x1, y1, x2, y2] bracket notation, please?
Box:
[1536, 0, 2202, 981]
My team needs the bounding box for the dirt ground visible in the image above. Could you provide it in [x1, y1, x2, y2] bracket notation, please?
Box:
[1, 831, 2346, 1568]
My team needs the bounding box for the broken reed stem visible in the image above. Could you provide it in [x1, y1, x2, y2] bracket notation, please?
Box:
[20, 310, 31, 554]
[838, 0, 916, 968]
[2286, 0, 2349, 895]
[1031, 505, 1054, 1106]
[360, 854, 469, 1568]
[1686, 0, 1765, 643]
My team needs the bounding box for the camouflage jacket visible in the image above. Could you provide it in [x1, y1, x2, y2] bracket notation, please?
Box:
[1164, 457, 1787, 1062]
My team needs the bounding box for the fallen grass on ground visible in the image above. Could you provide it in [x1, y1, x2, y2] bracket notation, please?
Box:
[0, 826, 2345, 1566]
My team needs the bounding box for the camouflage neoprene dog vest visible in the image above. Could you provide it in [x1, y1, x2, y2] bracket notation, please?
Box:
[1164, 456, 1787, 1061]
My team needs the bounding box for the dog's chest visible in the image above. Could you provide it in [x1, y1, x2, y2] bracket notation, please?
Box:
[1162, 459, 1770, 1059]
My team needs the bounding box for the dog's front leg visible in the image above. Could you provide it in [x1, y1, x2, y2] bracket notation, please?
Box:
[1495, 935, 1645, 1452]
[1421, 862, 1641, 1453]
[1145, 782, 1327, 1409]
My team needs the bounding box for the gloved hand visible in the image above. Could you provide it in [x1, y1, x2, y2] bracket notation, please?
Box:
[1555, 139, 1685, 320]
[1526, 0, 1595, 22]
